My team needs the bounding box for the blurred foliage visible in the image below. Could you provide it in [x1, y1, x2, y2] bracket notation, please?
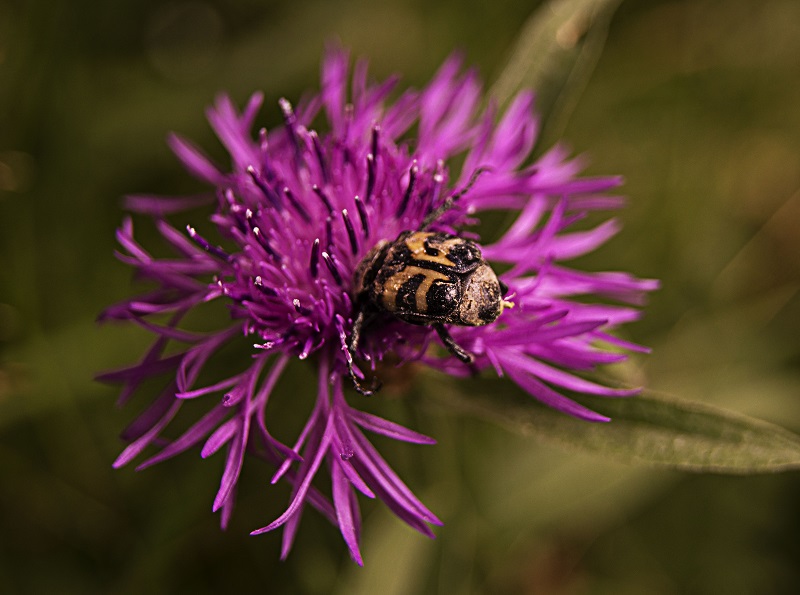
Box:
[2, 0, 800, 593]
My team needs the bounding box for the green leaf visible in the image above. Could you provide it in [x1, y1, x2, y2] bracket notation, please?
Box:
[490, 0, 622, 137]
[420, 374, 800, 474]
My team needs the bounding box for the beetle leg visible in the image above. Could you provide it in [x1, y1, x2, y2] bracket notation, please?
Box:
[346, 309, 382, 396]
[433, 323, 474, 365]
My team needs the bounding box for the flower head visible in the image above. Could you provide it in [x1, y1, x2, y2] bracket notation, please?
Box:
[100, 46, 657, 564]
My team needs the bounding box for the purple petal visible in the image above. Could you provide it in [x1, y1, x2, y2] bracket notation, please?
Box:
[113, 397, 182, 468]
[120, 385, 177, 442]
[176, 326, 241, 392]
[241, 91, 265, 129]
[547, 218, 622, 260]
[176, 374, 242, 399]
[206, 94, 260, 171]
[167, 133, 226, 185]
[212, 414, 251, 512]
[593, 331, 652, 354]
[486, 91, 537, 170]
[322, 42, 349, 136]
[499, 350, 610, 422]
[128, 317, 206, 343]
[123, 193, 213, 216]
[251, 417, 333, 535]
[348, 409, 436, 445]
[137, 405, 230, 470]
[114, 217, 150, 262]
[518, 357, 639, 397]
[485, 318, 606, 347]
[96, 351, 181, 386]
[332, 460, 364, 566]
[271, 401, 321, 485]
[220, 357, 266, 408]
[201, 417, 238, 459]
[280, 504, 305, 561]
[348, 425, 442, 526]
[330, 408, 376, 498]
[220, 482, 237, 531]
[155, 219, 214, 259]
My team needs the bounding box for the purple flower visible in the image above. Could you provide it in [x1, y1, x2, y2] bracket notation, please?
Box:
[99, 46, 657, 564]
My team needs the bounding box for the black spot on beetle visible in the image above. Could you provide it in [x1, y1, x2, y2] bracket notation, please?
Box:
[395, 274, 425, 311]
[446, 242, 481, 269]
[426, 279, 459, 317]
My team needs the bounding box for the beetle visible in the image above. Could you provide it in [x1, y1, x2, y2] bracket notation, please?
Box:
[346, 168, 513, 395]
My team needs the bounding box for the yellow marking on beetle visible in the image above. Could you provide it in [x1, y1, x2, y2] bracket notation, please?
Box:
[404, 232, 462, 268]
[381, 265, 450, 312]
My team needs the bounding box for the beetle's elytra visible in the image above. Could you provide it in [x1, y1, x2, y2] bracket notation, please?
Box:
[355, 231, 507, 327]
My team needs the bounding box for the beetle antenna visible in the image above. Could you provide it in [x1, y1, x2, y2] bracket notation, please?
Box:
[421, 166, 491, 231]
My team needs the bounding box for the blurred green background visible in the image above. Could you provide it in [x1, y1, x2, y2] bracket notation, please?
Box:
[2, 0, 800, 593]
